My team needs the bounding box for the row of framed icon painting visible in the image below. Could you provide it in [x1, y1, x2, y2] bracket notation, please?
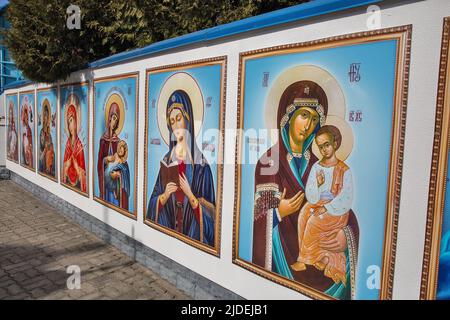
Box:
[5, 77, 140, 215]
[3, 21, 450, 300]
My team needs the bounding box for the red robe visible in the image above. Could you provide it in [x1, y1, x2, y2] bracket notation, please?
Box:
[64, 137, 86, 192]
[23, 124, 34, 168]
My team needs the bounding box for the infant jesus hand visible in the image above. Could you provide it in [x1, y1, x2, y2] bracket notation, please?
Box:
[314, 207, 327, 218]
[316, 170, 325, 187]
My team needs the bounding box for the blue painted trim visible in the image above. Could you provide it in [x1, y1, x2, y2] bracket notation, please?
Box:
[2, 0, 382, 91]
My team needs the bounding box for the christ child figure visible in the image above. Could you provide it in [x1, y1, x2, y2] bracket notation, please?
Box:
[291, 125, 353, 286]
[104, 139, 129, 202]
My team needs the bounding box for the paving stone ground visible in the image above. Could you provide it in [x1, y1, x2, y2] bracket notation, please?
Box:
[0, 180, 191, 300]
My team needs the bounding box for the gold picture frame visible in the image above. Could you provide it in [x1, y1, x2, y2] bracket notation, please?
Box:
[36, 86, 58, 183]
[59, 81, 90, 198]
[5, 92, 19, 164]
[143, 57, 227, 257]
[93, 72, 139, 220]
[420, 17, 450, 300]
[232, 25, 412, 300]
[18, 89, 37, 173]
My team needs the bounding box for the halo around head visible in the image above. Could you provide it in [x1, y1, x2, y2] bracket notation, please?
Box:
[41, 98, 52, 128]
[312, 115, 354, 161]
[157, 72, 204, 146]
[105, 93, 125, 136]
[20, 96, 30, 124]
[64, 93, 82, 137]
[265, 65, 346, 144]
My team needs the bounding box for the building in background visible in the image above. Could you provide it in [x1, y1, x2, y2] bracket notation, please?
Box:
[0, 1, 24, 95]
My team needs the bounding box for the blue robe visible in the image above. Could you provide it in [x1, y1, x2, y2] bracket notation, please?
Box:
[147, 153, 216, 246]
[104, 160, 130, 208]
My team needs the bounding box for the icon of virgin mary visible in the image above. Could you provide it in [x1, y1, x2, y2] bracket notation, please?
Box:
[63, 94, 87, 192]
[252, 79, 359, 300]
[7, 100, 18, 162]
[21, 98, 34, 169]
[146, 89, 216, 246]
[38, 99, 55, 176]
[97, 93, 130, 210]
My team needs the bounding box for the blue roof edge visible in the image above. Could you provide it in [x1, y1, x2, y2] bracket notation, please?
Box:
[2, 0, 382, 91]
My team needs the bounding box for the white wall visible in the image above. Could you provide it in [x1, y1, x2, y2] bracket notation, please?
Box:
[3, 0, 449, 300]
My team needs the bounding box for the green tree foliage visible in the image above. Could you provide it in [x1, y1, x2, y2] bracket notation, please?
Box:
[2, 0, 307, 83]
[2, 0, 151, 83]
[142, 0, 307, 40]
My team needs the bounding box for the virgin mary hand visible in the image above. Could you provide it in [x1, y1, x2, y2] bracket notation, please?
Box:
[64, 157, 71, 174]
[278, 188, 304, 218]
[73, 156, 79, 172]
[179, 173, 193, 199]
[161, 182, 177, 206]
[314, 207, 327, 217]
